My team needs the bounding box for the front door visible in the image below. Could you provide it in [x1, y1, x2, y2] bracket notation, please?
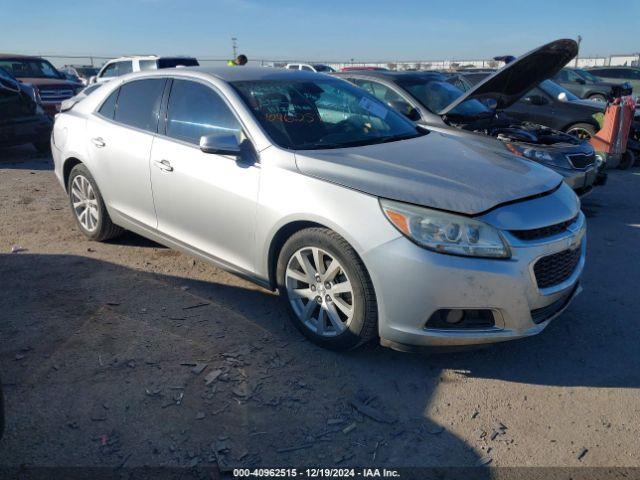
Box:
[149, 79, 260, 274]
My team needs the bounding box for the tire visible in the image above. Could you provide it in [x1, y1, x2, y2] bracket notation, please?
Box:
[588, 93, 607, 103]
[67, 163, 123, 241]
[565, 122, 597, 140]
[33, 141, 50, 154]
[618, 150, 635, 170]
[276, 227, 378, 350]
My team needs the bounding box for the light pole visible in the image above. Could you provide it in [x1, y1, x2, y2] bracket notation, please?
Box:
[575, 35, 582, 67]
[231, 37, 238, 59]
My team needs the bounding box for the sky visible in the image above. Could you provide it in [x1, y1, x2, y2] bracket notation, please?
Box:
[1, 0, 639, 62]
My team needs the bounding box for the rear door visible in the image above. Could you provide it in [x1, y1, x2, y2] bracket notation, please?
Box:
[86, 78, 166, 228]
[149, 78, 260, 273]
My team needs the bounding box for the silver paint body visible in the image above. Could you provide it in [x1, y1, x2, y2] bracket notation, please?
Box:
[51, 67, 585, 347]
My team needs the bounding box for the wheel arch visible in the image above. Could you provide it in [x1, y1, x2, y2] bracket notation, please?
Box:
[266, 220, 326, 290]
[62, 157, 84, 192]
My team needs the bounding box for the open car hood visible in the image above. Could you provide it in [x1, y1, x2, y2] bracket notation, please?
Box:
[439, 39, 578, 115]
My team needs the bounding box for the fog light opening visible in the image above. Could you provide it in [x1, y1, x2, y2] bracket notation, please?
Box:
[426, 309, 496, 330]
[445, 309, 465, 324]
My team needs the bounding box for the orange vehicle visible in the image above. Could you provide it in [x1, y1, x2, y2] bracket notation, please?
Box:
[590, 96, 637, 168]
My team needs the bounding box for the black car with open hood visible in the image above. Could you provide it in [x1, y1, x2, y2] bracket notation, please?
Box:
[333, 39, 600, 196]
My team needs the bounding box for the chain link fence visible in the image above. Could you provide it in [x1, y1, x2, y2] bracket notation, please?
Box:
[36, 53, 640, 71]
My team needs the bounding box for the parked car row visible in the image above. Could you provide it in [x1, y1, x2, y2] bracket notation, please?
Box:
[334, 40, 600, 196]
[49, 39, 606, 352]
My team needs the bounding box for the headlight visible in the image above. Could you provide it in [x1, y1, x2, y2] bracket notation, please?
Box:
[380, 199, 510, 258]
[507, 144, 567, 168]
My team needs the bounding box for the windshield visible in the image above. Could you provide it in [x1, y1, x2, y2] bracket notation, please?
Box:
[538, 80, 580, 101]
[313, 65, 334, 72]
[0, 59, 63, 79]
[397, 78, 490, 117]
[575, 69, 601, 83]
[232, 79, 424, 150]
[76, 67, 99, 77]
[157, 58, 199, 68]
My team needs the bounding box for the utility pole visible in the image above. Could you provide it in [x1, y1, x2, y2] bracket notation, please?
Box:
[231, 37, 238, 59]
[575, 35, 582, 67]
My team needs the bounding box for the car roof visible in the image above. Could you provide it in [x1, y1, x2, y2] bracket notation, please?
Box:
[588, 65, 639, 70]
[0, 53, 46, 60]
[334, 70, 447, 81]
[108, 55, 197, 62]
[173, 66, 332, 82]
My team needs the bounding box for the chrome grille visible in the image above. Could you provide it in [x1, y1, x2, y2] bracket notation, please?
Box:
[510, 216, 578, 241]
[566, 152, 595, 169]
[38, 87, 75, 103]
[534, 248, 581, 289]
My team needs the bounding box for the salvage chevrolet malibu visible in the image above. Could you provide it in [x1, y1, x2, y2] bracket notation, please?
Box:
[51, 67, 586, 351]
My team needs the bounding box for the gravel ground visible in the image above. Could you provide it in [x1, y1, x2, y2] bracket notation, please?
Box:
[0, 145, 639, 473]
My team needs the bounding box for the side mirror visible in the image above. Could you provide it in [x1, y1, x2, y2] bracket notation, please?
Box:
[527, 95, 547, 106]
[388, 100, 421, 121]
[199, 134, 241, 156]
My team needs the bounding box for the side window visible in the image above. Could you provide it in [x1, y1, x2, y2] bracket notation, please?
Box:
[287, 65, 298, 70]
[118, 61, 133, 75]
[138, 60, 157, 71]
[166, 79, 242, 145]
[100, 63, 118, 78]
[301, 65, 313, 71]
[98, 88, 120, 119]
[357, 80, 405, 104]
[556, 70, 569, 82]
[114, 79, 166, 132]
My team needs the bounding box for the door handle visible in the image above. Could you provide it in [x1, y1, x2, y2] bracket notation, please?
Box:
[154, 159, 173, 172]
[91, 137, 106, 148]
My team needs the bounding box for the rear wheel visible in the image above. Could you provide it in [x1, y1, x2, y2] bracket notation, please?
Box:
[588, 93, 607, 103]
[566, 122, 597, 140]
[67, 164, 123, 241]
[277, 228, 377, 350]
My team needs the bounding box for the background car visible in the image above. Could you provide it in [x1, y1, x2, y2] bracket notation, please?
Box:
[455, 72, 604, 139]
[91, 55, 199, 84]
[335, 39, 599, 196]
[285, 63, 335, 73]
[340, 66, 388, 72]
[553, 67, 631, 102]
[0, 54, 83, 116]
[0, 66, 53, 152]
[587, 66, 640, 98]
[60, 65, 100, 85]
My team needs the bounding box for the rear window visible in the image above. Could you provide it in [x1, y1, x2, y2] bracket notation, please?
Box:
[98, 89, 119, 119]
[114, 79, 166, 132]
[157, 58, 199, 69]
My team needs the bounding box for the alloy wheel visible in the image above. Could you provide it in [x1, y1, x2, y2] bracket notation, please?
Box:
[285, 246, 355, 337]
[567, 127, 593, 140]
[70, 175, 99, 232]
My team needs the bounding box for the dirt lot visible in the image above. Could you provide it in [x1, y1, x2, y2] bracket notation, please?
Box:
[1, 145, 639, 473]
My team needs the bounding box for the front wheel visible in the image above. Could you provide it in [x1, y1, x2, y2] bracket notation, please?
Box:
[566, 122, 597, 140]
[68, 164, 123, 241]
[277, 228, 378, 350]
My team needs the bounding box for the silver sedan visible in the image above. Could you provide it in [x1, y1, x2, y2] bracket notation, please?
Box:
[51, 67, 586, 351]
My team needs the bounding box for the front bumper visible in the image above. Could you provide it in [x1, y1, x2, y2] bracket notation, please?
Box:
[363, 213, 586, 347]
[555, 165, 598, 195]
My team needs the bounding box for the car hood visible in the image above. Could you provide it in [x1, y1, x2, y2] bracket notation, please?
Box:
[294, 131, 563, 216]
[439, 39, 578, 115]
[16, 77, 80, 88]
